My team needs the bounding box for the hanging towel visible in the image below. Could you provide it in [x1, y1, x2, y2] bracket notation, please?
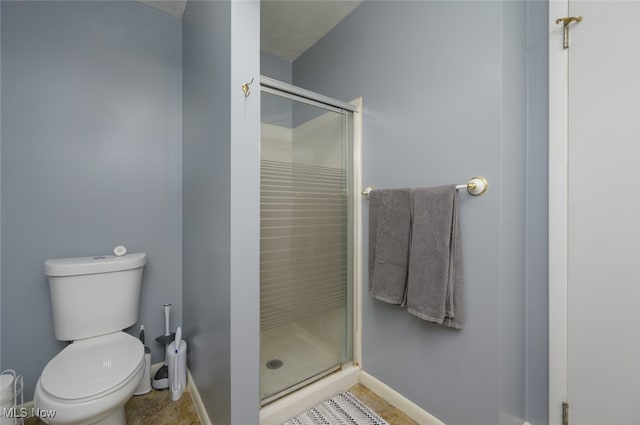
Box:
[406, 185, 464, 329]
[368, 188, 412, 305]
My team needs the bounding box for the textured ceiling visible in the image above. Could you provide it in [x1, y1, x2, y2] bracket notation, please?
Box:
[139, 0, 187, 17]
[261, 1, 362, 62]
[137, 0, 361, 62]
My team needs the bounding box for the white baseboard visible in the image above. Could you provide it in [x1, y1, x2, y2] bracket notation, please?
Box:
[260, 366, 360, 425]
[187, 368, 213, 425]
[359, 370, 445, 425]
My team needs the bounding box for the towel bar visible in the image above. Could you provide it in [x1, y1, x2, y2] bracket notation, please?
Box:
[361, 176, 488, 199]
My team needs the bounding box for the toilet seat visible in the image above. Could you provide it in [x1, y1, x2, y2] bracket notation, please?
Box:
[40, 332, 144, 402]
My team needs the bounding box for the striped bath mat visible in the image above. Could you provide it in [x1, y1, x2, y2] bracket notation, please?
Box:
[282, 391, 389, 425]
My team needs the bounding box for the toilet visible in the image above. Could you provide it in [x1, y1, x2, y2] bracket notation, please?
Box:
[34, 252, 147, 425]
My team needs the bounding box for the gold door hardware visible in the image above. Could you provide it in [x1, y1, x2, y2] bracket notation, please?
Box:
[242, 77, 254, 97]
[556, 16, 583, 49]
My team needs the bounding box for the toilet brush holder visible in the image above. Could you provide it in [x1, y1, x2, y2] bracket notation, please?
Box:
[152, 333, 174, 390]
[152, 365, 169, 390]
[166, 340, 187, 401]
[153, 303, 175, 390]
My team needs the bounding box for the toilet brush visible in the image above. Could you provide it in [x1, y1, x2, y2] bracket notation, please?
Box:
[152, 303, 175, 390]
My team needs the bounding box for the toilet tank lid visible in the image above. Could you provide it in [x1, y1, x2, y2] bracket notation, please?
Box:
[45, 252, 147, 277]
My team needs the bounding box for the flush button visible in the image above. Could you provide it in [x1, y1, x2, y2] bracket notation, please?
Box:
[113, 245, 127, 257]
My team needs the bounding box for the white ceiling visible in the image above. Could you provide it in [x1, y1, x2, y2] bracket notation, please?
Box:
[261, 1, 362, 62]
[139, 0, 187, 17]
[138, 0, 361, 62]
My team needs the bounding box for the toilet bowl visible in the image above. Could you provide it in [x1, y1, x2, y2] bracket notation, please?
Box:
[35, 332, 144, 425]
[35, 252, 147, 425]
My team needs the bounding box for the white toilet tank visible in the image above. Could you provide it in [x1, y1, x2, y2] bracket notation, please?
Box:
[44, 252, 147, 341]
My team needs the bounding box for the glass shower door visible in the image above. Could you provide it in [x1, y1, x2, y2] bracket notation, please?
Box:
[260, 85, 353, 404]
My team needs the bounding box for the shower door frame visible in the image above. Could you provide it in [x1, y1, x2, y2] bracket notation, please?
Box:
[259, 76, 363, 404]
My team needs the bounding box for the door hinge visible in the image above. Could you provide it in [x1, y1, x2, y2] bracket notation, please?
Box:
[562, 401, 569, 425]
[556, 16, 583, 49]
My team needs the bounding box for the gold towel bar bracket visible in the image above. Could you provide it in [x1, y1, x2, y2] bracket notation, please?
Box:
[361, 176, 488, 199]
[463, 176, 489, 196]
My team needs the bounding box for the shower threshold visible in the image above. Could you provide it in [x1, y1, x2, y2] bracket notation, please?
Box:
[260, 366, 361, 425]
[260, 364, 342, 406]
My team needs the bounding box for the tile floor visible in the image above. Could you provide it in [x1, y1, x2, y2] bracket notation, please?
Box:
[125, 388, 201, 425]
[24, 383, 416, 425]
[348, 384, 419, 425]
[24, 388, 201, 425]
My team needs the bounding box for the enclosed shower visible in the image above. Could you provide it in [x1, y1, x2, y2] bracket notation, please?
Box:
[259, 78, 357, 404]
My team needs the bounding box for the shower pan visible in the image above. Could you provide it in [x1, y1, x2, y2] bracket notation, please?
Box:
[259, 77, 358, 405]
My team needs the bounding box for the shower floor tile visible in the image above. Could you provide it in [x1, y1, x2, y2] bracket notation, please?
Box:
[261, 321, 341, 400]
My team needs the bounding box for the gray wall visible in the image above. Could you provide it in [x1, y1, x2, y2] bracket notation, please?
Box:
[0, 1, 182, 399]
[500, 2, 527, 423]
[525, 2, 549, 424]
[182, 1, 260, 423]
[293, 1, 548, 424]
[0, 0, 3, 372]
[261, 51, 293, 128]
[183, 2, 232, 423]
[228, 2, 260, 423]
[261, 51, 292, 83]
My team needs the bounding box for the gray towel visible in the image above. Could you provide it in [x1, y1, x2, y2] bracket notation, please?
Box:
[406, 185, 464, 329]
[368, 189, 412, 304]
